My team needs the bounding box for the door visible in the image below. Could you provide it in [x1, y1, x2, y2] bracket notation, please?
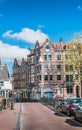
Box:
[76, 86, 80, 97]
[43, 86, 54, 99]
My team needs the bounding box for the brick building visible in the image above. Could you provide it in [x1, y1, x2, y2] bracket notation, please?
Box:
[27, 39, 81, 100]
[13, 39, 81, 101]
[13, 58, 28, 101]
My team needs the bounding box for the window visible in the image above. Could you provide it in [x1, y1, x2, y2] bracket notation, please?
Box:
[44, 64, 48, 71]
[37, 64, 42, 71]
[66, 75, 73, 82]
[57, 65, 61, 71]
[37, 65, 39, 71]
[65, 65, 73, 71]
[56, 54, 61, 60]
[50, 75, 52, 80]
[57, 86, 62, 94]
[44, 75, 48, 81]
[48, 53, 52, 60]
[31, 75, 34, 83]
[0, 82, 4, 86]
[50, 64, 52, 72]
[30, 58, 34, 64]
[70, 65, 73, 71]
[45, 44, 50, 50]
[39, 75, 41, 80]
[57, 74, 61, 80]
[37, 75, 42, 81]
[65, 65, 69, 71]
[65, 55, 68, 60]
[67, 86, 73, 94]
[44, 54, 47, 60]
[31, 67, 34, 73]
[39, 64, 42, 70]
[75, 74, 78, 80]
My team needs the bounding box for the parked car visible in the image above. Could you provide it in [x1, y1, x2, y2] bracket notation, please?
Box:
[61, 98, 82, 116]
[74, 102, 82, 123]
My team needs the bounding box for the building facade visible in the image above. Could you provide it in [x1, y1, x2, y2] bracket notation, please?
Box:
[27, 39, 81, 100]
[0, 60, 11, 99]
[12, 39, 82, 101]
[13, 58, 28, 102]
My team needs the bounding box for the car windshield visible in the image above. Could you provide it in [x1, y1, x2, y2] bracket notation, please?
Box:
[70, 99, 82, 104]
[79, 103, 82, 106]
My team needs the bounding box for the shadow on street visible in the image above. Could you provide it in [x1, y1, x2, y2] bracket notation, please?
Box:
[65, 119, 82, 127]
[54, 112, 66, 117]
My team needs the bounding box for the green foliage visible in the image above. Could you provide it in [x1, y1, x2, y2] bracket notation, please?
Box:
[67, 39, 82, 80]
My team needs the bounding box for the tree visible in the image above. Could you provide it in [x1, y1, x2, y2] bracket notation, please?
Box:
[67, 33, 82, 97]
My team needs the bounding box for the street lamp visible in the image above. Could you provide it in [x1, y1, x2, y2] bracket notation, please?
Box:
[11, 75, 14, 100]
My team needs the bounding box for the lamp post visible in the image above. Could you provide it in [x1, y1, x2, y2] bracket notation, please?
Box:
[11, 75, 14, 100]
[10, 74, 14, 109]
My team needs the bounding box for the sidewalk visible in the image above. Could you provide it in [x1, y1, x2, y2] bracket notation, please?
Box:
[0, 103, 20, 130]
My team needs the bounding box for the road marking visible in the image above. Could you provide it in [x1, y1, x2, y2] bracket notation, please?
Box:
[20, 103, 22, 130]
[16, 103, 22, 130]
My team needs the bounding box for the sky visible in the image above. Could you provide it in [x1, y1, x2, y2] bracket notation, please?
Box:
[0, 0, 82, 73]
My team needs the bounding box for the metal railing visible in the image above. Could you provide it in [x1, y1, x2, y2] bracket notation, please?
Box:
[39, 97, 64, 110]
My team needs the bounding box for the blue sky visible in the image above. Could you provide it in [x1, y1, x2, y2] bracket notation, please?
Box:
[0, 0, 82, 73]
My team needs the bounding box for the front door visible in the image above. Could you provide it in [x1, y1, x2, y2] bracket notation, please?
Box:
[76, 86, 80, 97]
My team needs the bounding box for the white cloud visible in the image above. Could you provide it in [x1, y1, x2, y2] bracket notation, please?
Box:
[38, 24, 44, 29]
[0, 40, 29, 60]
[2, 28, 49, 44]
[77, 6, 82, 11]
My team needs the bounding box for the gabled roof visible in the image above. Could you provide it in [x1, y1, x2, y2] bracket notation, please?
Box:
[13, 58, 21, 68]
[13, 58, 28, 69]
[54, 42, 66, 50]
[28, 39, 67, 56]
[37, 38, 54, 48]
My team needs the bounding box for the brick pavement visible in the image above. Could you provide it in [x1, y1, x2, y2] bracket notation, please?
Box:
[0, 103, 20, 130]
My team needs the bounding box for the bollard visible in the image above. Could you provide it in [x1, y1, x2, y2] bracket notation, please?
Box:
[11, 101, 14, 110]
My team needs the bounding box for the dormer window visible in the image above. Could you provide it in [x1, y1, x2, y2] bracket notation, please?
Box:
[45, 44, 50, 50]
